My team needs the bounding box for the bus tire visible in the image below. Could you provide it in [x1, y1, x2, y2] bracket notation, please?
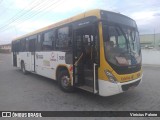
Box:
[21, 62, 27, 75]
[58, 70, 74, 92]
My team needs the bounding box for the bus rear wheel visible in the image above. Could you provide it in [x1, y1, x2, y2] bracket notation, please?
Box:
[21, 62, 27, 75]
[58, 70, 74, 92]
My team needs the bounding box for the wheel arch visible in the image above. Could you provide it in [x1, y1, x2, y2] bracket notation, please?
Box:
[20, 59, 24, 67]
[56, 65, 72, 82]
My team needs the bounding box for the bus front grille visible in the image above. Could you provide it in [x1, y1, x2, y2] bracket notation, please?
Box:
[121, 79, 141, 91]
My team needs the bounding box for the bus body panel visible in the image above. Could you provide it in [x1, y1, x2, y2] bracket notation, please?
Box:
[17, 52, 31, 71]
[98, 76, 142, 96]
[17, 51, 71, 80]
[35, 51, 66, 79]
[35, 51, 56, 79]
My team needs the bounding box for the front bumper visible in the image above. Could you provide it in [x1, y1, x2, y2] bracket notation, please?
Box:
[98, 76, 142, 96]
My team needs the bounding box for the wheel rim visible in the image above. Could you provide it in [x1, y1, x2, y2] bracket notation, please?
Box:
[61, 75, 70, 88]
[22, 64, 25, 73]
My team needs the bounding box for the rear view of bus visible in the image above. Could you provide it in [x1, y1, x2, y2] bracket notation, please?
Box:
[98, 10, 142, 96]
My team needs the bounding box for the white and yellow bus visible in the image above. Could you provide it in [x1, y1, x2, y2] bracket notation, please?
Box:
[12, 9, 142, 96]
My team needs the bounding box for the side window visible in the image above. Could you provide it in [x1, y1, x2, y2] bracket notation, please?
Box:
[36, 34, 43, 51]
[20, 39, 26, 52]
[56, 26, 71, 51]
[12, 41, 15, 52]
[42, 30, 55, 51]
[12, 39, 25, 52]
[84, 35, 93, 46]
[15, 40, 20, 52]
[26, 38, 29, 52]
[28, 35, 36, 52]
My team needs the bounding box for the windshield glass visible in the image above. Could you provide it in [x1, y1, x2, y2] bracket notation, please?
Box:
[103, 24, 141, 66]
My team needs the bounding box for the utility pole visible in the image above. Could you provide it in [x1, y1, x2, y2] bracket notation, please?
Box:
[154, 29, 155, 48]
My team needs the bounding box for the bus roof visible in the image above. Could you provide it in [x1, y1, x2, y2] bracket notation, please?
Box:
[13, 9, 102, 41]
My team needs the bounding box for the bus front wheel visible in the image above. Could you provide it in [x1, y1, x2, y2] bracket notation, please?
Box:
[58, 70, 74, 92]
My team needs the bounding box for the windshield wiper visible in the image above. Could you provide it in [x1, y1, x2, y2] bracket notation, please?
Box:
[117, 26, 131, 54]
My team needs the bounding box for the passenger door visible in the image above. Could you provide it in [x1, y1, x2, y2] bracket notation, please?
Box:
[73, 24, 98, 94]
[28, 35, 36, 72]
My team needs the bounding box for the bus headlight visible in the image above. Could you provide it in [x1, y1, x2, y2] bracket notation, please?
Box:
[104, 70, 117, 83]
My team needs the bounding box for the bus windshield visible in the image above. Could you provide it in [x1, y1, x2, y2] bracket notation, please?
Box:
[103, 24, 141, 66]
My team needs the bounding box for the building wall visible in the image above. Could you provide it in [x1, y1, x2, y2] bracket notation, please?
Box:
[142, 49, 160, 65]
[139, 33, 160, 65]
[140, 33, 160, 49]
[0, 44, 11, 53]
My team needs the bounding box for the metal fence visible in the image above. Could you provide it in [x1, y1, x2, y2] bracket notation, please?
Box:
[140, 33, 160, 50]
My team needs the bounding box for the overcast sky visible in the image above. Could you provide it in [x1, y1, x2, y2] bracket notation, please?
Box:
[0, 0, 160, 45]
